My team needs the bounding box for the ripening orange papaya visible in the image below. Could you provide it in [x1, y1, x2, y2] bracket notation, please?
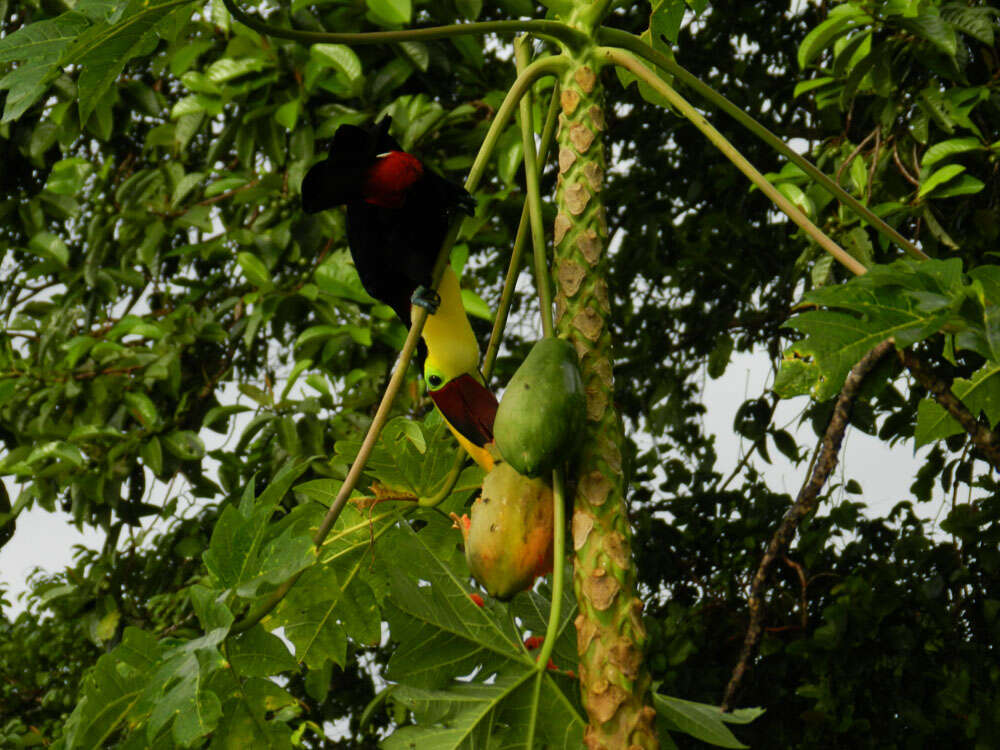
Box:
[458, 462, 554, 600]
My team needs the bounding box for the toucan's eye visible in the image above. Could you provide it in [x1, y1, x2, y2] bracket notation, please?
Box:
[428, 374, 443, 389]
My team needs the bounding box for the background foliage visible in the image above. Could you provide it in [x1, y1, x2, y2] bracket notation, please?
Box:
[1, 0, 998, 746]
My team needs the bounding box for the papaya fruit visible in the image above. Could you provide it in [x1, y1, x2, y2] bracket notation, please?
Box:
[493, 337, 586, 477]
[458, 462, 554, 600]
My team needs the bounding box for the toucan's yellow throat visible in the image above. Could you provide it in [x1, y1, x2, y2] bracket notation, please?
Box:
[420, 266, 498, 471]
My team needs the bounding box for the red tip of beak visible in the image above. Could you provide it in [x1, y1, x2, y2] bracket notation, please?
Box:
[429, 374, 498, 448]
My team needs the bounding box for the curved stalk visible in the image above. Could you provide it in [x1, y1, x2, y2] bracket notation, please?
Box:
[525, 469, 567, 747]
[483, 81, 562, 381]
[597, 27, 927, 262]
[417, 448, 465, 507]
[232, 55, 566, 634]
[222, 0, 586, 48]
[516, 38, 555, 339]
[601, 47, 868, 277]
[535, 469, 566, 672]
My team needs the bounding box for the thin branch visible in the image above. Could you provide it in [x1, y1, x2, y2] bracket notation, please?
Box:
[900, 349, 1000, 471]
[834, 128, 877, 188]
[722, 340, 893, 711]
[867, 127, 881, 204]
[600, 47, 869, 277]
[892, 139, 921, 187]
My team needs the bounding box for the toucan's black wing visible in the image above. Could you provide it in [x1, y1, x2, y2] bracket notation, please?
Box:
[346, 201, 415, 324]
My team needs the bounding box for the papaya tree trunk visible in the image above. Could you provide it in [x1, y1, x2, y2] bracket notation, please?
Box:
[553, 50, 659, 749]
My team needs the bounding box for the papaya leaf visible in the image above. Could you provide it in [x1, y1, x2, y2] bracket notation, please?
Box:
[62, 628, 164, 749]
[783, 287, 949, 400]
[203, 461, 310, 593]
[383, 520, 526, 689]
[227, 625, 298, 678]
[384, 670, 528, 749]
[207, 672, 297, 748]
[0, 11, 91, 122]
[67, 0, 193, 124]
[333, 415, 468, 499]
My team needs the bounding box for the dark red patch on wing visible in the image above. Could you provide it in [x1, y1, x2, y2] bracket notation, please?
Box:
[363, 151, 424, 208]
[429, 374, 498, 447]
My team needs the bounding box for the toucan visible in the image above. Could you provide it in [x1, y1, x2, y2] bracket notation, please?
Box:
[302, 118, 498, 470]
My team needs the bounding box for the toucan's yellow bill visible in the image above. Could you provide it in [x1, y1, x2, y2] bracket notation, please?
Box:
[429, 373, 499, 470]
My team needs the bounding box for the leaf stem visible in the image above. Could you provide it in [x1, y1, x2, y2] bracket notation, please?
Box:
[516, 39, 555, 339]
[601, 47, 868, 277]
[221, 0, 586, 48]
[597, 28, 927, 262]
[483, 80, 563, 381]
[535, 469, 566, 669]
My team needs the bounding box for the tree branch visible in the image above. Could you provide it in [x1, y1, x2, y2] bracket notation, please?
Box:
[722, 339, 893, 711]
[900, 349, 1000, 471]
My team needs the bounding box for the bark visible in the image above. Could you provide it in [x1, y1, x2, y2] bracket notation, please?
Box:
[552, 51, 658, 749]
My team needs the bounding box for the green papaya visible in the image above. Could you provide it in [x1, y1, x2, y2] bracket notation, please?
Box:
[458, 462, 554, 600]
[493, 337, 586, 477]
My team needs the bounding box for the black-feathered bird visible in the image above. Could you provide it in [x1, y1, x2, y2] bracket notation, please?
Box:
[301, 118, 497, 470]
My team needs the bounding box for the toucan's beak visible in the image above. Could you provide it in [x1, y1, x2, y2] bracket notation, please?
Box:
[429, 374, 498, 448]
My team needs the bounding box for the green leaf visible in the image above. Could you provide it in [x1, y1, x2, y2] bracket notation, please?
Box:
[237, 251, 274, 290]
[333, 416, 468, 499]
[0, 11, 91, 122]
[931, 174, 984, 199]
[384, 670, 532, 749]
[782, 259, 961, 399]
[170, 172, 203, 207]
[918, 163, 966, 198]
[654, 693, 757, 748]
[650, 0, 686, 45]
[28, 231, 69, 267]
[63, 628, 165, 749]
[71, 0, 189, 125]
[310, 44, 363, 83]
[234, 524, 316, 597]
[922, 137, 984, 169]
[461, 289, 493, 322]
[455, 0, 481, 20]
[45, 157, 93, 196]
[941, 3, 997, 45]
[366, 0, 411, 26]
[227, 625, 298, 678]
[273, 560, 352, 668]
[901, 5, 957, 56]
[275, 99, 300, 130]
[915, 363, 1000, 446]
[205, 56, 269, 84]
[162, 430, 206, 461]
[124, 391, 160, 429]
[203, 462, 310, 592]
[797, 5, 871, 69]
[793, 76, 836, 98]
[314, 251, 377, 304]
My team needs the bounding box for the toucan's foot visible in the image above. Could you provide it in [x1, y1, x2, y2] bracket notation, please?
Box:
[456, 192, 477, 217]
[411, 285, 441, 314]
